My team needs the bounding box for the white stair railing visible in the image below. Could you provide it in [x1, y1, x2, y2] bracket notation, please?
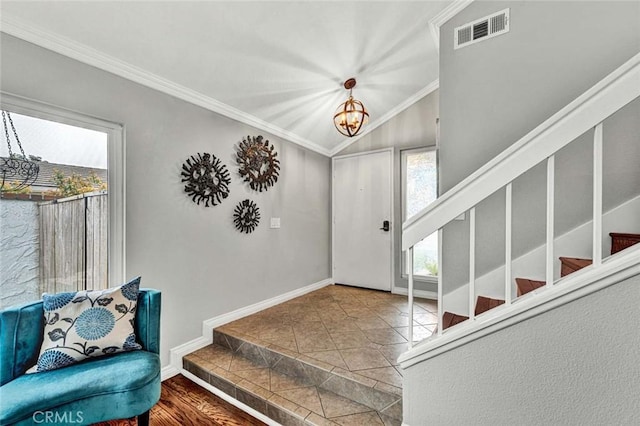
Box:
[402, 52, 640, 349]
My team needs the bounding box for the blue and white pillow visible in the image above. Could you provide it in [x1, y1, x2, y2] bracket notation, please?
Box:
[28, 277, 142, 373]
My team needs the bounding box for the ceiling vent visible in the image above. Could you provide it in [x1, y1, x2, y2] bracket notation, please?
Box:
[454, 8, 509, 50]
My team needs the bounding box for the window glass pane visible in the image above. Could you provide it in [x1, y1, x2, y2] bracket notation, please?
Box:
[406, 150, 437, 219]
[1, 112, 108, 308]
[403, 149, 438, 277]
[413, 232, 438, 276]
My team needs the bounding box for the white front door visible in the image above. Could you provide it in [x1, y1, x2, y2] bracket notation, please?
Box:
[333, 149, 392, 291]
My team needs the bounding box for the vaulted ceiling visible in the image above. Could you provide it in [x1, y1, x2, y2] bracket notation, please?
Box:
[0, 1, 460, 156]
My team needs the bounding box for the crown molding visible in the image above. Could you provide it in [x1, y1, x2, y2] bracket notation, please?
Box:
[330, 79, 439, 157]
[0, 14, 332, 157]
[428, 0, 475, 52]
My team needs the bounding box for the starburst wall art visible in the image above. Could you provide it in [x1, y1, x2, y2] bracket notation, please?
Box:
[180, 153, 231, 207]
[236, 135, 280, 192]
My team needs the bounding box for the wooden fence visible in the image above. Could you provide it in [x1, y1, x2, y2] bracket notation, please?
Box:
[39, 191, 108, 294]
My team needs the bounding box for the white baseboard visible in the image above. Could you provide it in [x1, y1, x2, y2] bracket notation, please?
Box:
[167, 278, 333, 375]
[161, 365, 180, 381]
[392, 286, 438, 300]
[181, 369, 280, 425]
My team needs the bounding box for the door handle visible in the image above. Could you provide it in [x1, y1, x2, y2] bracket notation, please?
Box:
[379, 220, 390, 232]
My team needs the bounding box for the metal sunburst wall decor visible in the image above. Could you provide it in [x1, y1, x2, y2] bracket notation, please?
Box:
[233, 199, 260, 234]
[236, 135, 280, 192]
[180, 153, 231, 207]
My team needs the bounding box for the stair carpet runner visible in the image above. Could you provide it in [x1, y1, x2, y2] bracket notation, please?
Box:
[441, 232, 640, 330]
[184, 285, 438, 426]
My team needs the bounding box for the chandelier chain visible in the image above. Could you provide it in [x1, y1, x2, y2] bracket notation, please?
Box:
[2, 111, 27, 159]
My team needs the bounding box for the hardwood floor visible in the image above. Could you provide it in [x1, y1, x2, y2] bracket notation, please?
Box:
[95, 375, 266, 426]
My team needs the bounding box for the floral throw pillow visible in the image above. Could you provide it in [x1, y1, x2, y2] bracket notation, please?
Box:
[28, 277, 142, 373]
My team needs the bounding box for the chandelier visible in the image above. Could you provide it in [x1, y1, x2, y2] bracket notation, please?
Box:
[333, 78, 369, 137]
[1, 110, 39, 192]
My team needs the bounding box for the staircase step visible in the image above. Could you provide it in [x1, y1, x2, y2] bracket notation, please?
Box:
[474, 296, 505, 316]
[184, 339, 402, 426]
[515, 278, 546, 297]
[610, 232, 640, 254]
[181, 284, 437, 424]
[559, 257, 592, 277]
[442, 311, 469, 330]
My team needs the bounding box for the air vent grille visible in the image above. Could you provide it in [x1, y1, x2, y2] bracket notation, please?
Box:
[455, 9, 510, 49]
[458, 26, 472, 45]
[473, 21, 488, 40]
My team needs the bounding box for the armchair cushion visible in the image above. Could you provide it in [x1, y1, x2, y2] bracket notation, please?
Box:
[0, 350, 160, 425]
[28, 277, 142, 373]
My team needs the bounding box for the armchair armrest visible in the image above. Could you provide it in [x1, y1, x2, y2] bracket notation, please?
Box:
[135, 289, 161, 354]
[0, 300, 44, 386]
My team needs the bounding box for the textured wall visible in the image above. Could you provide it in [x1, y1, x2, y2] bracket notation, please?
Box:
[0, 199, 40, 309]
[0, 34, 331, 366]
[402, 274, 640, 425]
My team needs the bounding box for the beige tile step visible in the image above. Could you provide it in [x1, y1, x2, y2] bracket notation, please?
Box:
[209, 328, 402, 423]
[184, 344, 400, 426]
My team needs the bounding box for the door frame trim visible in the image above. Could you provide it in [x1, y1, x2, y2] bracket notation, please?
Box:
[331, 147, 394, 291]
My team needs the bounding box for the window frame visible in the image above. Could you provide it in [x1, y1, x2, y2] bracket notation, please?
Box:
[401, 145, 439, 282]
[1, 92, 126, 287]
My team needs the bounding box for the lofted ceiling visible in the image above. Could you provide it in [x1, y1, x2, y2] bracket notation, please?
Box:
[0, 1, 462, 156]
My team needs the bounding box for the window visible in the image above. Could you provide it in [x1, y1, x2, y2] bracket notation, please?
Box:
[0, 94, 124, 308]
[402, 147, 438, 278]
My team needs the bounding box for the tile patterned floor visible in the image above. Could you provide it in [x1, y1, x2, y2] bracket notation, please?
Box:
[216, 284, 437, 386]
[185, 343, 396, 425]
[185, 285, 437, 425]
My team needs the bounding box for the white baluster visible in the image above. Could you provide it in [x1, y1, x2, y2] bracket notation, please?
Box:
[505, 183, 512, 304]
[469, 208, 476, 319]
[437, 228, 443, 336]
[407, 247, 414, 347]
[546, 156, 555, 287]
[593, 123, 603, 266]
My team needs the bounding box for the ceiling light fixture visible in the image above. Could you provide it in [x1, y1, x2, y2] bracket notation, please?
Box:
[333, 78, 369, 138]
[1, 111, 40, 192]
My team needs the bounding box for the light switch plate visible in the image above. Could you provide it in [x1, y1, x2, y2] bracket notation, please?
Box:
[270, 218, 281, 228]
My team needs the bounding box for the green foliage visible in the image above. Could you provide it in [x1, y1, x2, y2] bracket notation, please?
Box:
[49, 169, 107, 197]
[425, 260, 438, 276]
[1, 180, 32, 194]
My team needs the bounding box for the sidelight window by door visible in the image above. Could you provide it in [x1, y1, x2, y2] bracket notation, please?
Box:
[402, 147, 438, 277]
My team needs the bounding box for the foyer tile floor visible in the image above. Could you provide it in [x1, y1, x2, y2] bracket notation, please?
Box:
[185, 285, 437, 425]
[216, 285, 438, 384]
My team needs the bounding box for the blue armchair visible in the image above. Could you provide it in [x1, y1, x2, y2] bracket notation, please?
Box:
[0, 289, 161, 425]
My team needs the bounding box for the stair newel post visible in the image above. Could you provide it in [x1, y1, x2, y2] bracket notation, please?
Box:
[593, 122, 603, 266]
[407, 246, 414, 348]
[505, 183, 512, 304]
[546, 155, 555, 287]
[469, 207, 476, 320]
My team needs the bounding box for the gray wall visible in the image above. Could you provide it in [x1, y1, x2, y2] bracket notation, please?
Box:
[0, 199, 40, 308]
[402, 274, 640, 425]
[439, 1, 640, 294]
[0, 34, 331, 366]
[336, 90, 439, 293]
